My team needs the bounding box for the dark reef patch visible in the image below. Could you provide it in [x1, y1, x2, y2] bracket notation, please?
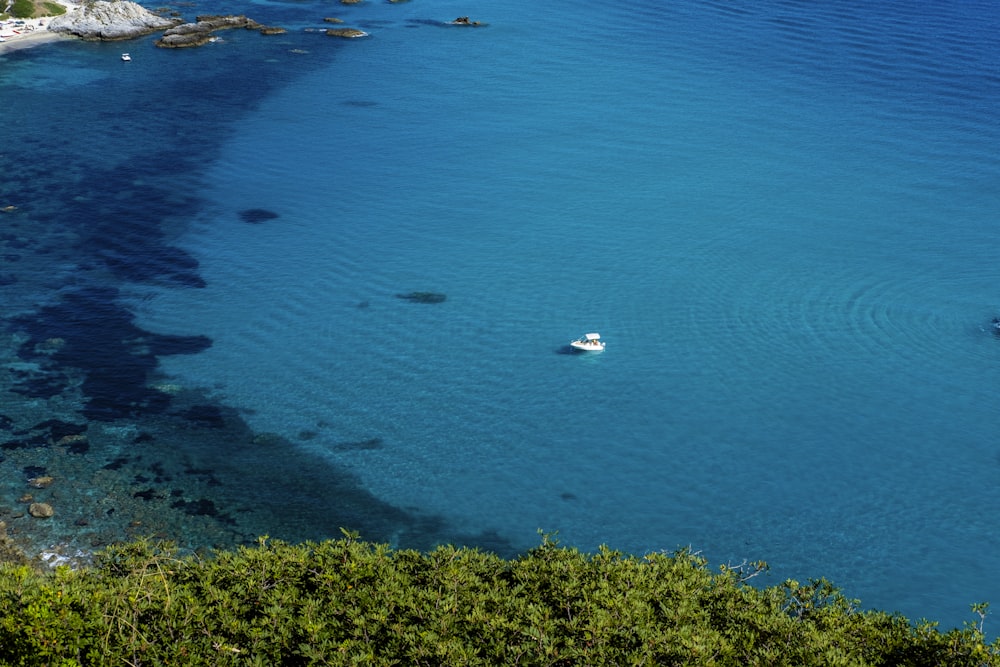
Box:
[334, 437, 384, 451]
[133, 488, 162, 502]
[103, 457, 131, 471]
[23, 466, 47, 480]
[33, 419, 87, 442]
[396, 291, 447, 304]
[147, 333, 213, 356]
[98, 245, 206, 288]
[0, 434, 49, 451]
[150, 462, 170, 483]
[8, 286, 199, 421]
[239, 208, 279, 224]
[64, 437, 90, 455]
[0, 419, 88, 450]
[183, 467, 222, 487]
[171, 497, 235, 524]
[8, 369, 68, 399]
[175, 404, 226, 429]
[0, 436, 43, 451]
[62, 174, 208, 288]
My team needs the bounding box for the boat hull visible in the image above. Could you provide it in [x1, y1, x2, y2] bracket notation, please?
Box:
[570, 340, 605, 352]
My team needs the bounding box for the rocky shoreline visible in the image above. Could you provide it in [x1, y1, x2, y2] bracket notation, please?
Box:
[155, 15, 286, 49]
[47, 0, 179, 41]
[41, 0, 481, 48]
[46, 0, 287, 47]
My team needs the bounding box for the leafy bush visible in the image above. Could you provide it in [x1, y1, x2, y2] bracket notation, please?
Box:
[0, 534, 995, 665]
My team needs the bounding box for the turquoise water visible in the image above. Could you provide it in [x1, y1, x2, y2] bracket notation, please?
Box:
[2, 0, 1000, 631]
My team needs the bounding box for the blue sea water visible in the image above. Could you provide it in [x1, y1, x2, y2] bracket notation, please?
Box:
[2, 0, 1000, 632]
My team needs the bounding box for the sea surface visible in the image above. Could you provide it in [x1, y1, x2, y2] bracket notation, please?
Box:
[2, 0, 999, 633]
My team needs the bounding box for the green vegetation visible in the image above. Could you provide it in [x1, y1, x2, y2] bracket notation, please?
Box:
[8, 0, 34, 18]
[0, 532, 995, 665]
[42, 2, 66, 16]
[7, 0, 65, 18]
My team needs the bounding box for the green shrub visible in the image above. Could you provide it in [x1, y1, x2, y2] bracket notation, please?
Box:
[9, 0, 34, 19]
[0, 534, 995, 665]
[6, 0, 63, 18]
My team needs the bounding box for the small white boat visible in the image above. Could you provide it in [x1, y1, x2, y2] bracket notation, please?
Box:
[121, 53, 131, 61]
[570, 332, 605, 352]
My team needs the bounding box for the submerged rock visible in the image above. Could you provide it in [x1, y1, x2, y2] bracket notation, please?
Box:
[28, 476, 54, 489]
[334, 437, 383, 451]
[239, 208, 279, 224]
[448, 16, 485, 27]
[28, 503, 55, 519]
[48, 0, 180, 41]
[396, 291, 446, 304]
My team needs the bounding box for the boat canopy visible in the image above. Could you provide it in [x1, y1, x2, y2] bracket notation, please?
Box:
[583, 333, 601, 340]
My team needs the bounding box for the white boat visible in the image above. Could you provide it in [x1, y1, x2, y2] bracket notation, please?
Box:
[570, 332, 605, 352]
[121, 53, 131, 61]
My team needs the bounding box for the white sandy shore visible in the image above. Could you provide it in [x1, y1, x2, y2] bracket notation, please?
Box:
[0, 0, 79, 55]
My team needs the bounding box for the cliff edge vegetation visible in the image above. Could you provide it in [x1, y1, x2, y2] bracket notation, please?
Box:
[0, 533, 996, 666]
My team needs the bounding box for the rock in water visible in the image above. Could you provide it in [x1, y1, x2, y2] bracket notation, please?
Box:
[28, 503, 54, 518]
[155, 15, 277, 49]
[326, 28, 368, 38]
[396, 291, 447, 304]
[48, 0, 180, 41]
[239, 208, 280, 224]
[28, 476, 54, 489]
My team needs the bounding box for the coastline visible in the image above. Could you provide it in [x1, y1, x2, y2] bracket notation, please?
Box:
[0, 0, 79, 56]
[0, 30, 74, 55]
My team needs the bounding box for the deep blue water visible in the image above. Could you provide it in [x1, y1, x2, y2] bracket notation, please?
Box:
[2, 0, 1000, 632]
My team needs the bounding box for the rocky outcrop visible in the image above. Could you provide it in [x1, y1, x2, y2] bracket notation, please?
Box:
[155, 15, 284, 48]
[326, 28, 367, 38]
[28, 503, 54, 518]
[47, 0, 180, 41]
[449, 17, 484, 27]
[28, 476, 54, 489]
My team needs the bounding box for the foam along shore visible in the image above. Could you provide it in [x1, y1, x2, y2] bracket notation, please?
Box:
[0, 0, 79, 55]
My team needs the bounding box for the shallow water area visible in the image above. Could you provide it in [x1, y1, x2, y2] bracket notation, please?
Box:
[2, 0, 1000, 635]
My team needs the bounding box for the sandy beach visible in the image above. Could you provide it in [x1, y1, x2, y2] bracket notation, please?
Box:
[0, 0, 78, 55]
